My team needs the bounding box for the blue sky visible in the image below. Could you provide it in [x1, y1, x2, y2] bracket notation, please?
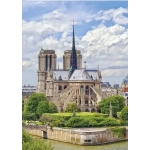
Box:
[22, 1, 128, 86]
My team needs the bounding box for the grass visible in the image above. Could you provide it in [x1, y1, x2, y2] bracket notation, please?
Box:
[44, 112, 104, 116]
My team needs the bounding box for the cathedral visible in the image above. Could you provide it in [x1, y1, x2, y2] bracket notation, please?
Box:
[36, 23, 103, 112]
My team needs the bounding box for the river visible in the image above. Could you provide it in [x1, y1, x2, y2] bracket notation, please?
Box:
[32, 135, 128, 150]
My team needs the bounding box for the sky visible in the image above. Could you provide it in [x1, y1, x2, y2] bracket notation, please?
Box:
[22, 0, 128, 86]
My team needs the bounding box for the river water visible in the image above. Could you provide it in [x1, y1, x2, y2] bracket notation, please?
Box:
[32, 135, 128, 150]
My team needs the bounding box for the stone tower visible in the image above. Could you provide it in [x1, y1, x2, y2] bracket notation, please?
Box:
[46, 70, 54, 97]
[63, 50, 82, 70]
[36, 48, 57, 93]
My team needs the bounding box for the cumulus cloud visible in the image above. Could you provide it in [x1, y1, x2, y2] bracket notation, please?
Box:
[86, 7, 128, 25]
[22, 6, 128, 84]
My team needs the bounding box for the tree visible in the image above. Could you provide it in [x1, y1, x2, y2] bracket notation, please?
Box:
[120, 106, 128, 121]
[22, 98, 24, 112]
[25, 93, 47, 114]
[49, 102, 58, 113]
[98, 95, 125, 117]
[65, 103, 78, 113]
[36, 101, 50, 117]
[39, 115, 51, 125]
[22, 112, 37, 122]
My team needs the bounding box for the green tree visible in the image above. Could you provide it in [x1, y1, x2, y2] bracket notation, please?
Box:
[25, 93, 47, 113]
[98, 95, 125, 117]
[49, 102, 58, 113]
[65, 103, 78, 113]
[120, 106, 128, 121]
[22, 112, 37, 122]
[40, 115, 51, 125]
[36, 101, 50, 117]
[22, 98, 24, 112]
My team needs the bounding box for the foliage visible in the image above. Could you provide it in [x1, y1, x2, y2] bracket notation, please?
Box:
[110, 127, 126, 139]
[98, 118, 120, 126]
[65, 116, 119, 128]
[22, 130, 53, 150]
[117, 112, 121, 119]
[22, 98, 24, 111]
[98, 95, 126, 117]
[120, 106, 128, 121]
[39, 115, 52, 125]
[22, 112, 37, 122]
[49, 102, 58, 113]
[65, 103, 78, 113]
[36, 101, 50, 118]
[120, 120, 128, 126]
[42, 112, 107, 123]
[25, 93, 47, 114]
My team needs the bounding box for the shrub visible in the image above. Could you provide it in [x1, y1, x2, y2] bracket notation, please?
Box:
[117, 112, 121, 119]
[99, 118, 120, 126]
[120, 106, 128, 121]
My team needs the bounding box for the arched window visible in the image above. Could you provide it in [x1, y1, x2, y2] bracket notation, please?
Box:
[85, 109, 89, 112]
[64, 85, 67, 89]
[91, 109, 95, 112]
[45, 55, 48, 71]
[85, 98, 88, 104]
[80, 85, 84, 94]
[50, 55, 52, 70]
[85, 86, 89, 95]
[90, 88, 93, 95]
[59, 85, 62, 91]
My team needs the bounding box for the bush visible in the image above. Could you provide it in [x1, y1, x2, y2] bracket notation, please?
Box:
[22, 130, 53, 150]
[120, 106, 128, 121]
[117, 112, 121, 119]
[99, 118, 120, 126]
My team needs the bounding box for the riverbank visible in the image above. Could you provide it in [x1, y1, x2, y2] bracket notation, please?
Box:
[31, 135, 128, 150]
[23, 125, 128, 146]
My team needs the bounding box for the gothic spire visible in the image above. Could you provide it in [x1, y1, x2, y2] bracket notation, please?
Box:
[69, 19, 77, 77]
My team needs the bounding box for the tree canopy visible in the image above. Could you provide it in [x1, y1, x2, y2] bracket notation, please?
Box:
[49, 102, 58, 113]
[120, 106, 128, 121]
[98, 95, 126, 117]
[65, 103, 78, 113]
[22, 98, 24, 112]
[25, 93, 47, 113]
[36, 101, 50, 117]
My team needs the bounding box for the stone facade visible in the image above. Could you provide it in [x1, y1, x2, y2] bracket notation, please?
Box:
[63, 50, 82, 70]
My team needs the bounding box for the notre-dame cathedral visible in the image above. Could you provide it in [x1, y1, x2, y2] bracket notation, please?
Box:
[36, 23, 103, 112]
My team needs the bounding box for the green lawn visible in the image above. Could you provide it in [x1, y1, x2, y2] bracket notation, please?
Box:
[44, 112, 104, 116]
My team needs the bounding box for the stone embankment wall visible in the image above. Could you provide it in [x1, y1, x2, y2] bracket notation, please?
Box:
[23, 125, 128, 145]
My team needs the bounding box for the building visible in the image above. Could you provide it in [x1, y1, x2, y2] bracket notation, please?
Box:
[22, 85, 36, 98]
[101, 82, 111, 88]
[121, 75, 128, 92]
[113, 84, 119, 89]
[36, 22, 116, 112]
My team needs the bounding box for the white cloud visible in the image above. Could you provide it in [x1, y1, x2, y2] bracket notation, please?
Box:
[22, 7, 128, 84]
[86, 7, 128, 25]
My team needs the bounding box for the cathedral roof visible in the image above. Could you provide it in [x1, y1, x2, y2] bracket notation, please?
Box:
[69, 69, 93, 80]
[52, 69, 99, 81]
[53, 70, 69, 80]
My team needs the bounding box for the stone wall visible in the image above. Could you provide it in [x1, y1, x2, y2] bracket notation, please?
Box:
[23, 125, 128, 145]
